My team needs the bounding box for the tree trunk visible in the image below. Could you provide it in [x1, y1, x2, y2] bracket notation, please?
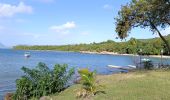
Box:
[150, 22, 170, 55]
[157, 30, 170, 55]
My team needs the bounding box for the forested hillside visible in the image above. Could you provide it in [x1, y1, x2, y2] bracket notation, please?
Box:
[13, 35, 170, 55]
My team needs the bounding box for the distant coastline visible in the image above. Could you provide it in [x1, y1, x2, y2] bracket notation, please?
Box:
[13, 36, 170, 56]
[17, 49, 170, 58]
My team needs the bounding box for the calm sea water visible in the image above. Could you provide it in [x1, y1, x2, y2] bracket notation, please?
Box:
[0, 49, 170, 99]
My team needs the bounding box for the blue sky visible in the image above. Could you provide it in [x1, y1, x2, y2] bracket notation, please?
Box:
[0, 0, 169, 47]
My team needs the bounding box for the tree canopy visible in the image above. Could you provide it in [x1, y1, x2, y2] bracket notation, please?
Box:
[115, 0, 170, 54]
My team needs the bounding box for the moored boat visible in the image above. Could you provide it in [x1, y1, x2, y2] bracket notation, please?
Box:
[108, 65, 136, 70]
[24, 52, 31, 58]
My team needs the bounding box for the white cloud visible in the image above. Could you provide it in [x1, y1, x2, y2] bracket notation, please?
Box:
[103, 4, 113, 10]
[0, 2, 32, 17]
[49, 21, 76, 34]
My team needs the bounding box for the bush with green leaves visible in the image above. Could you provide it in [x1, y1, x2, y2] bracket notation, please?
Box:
[143, 60, 154, 70]
[76, 68, 103, 98]
[13, 62, 74, 100]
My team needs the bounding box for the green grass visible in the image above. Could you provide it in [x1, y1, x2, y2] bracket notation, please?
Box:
[44, 70, 170, 100]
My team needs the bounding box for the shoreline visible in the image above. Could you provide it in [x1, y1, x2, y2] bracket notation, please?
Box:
[14, 49, 170, 58]
[79, 51, 170, 58]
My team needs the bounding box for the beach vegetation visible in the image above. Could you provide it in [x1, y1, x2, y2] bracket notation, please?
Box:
[76, 68, 104, 98]
[143, 60, 154, 70]
[13, 62, 75, 100]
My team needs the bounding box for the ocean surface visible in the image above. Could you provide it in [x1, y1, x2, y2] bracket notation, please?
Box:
[0, 49, 170, 99]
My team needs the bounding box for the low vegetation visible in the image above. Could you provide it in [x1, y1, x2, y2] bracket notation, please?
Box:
[76, 69, 104, 98]
[143, 60, 154, 70]
[48, 70, 170, 100]
[13, 62, 75, 100]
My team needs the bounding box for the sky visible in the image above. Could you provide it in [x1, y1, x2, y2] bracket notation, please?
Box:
[0, 0, 169, 47]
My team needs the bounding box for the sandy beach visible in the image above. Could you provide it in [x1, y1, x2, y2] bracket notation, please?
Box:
[79, 51, 170, 58]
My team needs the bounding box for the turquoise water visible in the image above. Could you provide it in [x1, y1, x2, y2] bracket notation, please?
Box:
[0, 49, 170, 99]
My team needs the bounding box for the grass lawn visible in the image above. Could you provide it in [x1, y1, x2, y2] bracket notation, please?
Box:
[47, 70, 170, 100]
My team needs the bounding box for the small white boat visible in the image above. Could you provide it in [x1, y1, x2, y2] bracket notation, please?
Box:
[24, 52, 31, 58]
[108, 65, 136, 70]
[127, 65, 136, 69]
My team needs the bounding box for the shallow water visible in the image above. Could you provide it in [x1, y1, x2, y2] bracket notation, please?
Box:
[0, 49, 169, 99]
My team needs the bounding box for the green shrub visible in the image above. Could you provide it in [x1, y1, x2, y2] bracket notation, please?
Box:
[76, 68, 103, 98]
[13, 62, 74, 100]
[143, 60, 154, 70]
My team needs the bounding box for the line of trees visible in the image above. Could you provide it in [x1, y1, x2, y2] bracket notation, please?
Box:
[13, 35, 170, 55]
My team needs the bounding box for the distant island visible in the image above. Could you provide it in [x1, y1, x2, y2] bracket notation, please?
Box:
[13, 35, 170, 55]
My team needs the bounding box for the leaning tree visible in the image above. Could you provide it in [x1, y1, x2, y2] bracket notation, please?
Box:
[115, 0, 170, 54]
